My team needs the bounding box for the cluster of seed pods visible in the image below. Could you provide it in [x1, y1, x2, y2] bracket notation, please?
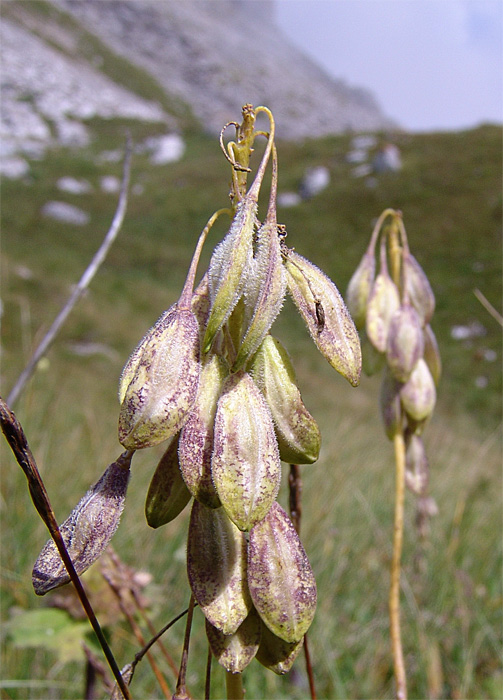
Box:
[345, 209, 441, 505]
[31, 106, 362, 681]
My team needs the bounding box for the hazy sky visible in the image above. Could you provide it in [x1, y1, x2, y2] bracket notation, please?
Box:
[275, 0, 503, 131]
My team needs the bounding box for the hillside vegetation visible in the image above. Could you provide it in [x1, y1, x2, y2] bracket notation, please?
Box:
[1, 119, 501, 699]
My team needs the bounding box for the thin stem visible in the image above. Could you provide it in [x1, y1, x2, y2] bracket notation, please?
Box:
[205, 645, 212, 700]
[7, 138, 132, 407]
[173, 595, 196, 699]
[474, 287, 503, 326]
[225, 671, 244, 700]
[0, 397, 132, 700]
[390, 431, 408, 700]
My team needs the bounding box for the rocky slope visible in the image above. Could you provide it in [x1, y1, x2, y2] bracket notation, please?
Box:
[1, 0, 394, 169]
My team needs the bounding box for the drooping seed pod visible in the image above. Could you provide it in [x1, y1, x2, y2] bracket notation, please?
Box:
[179, 354, 228, 509]
[212, 371, 281, 531]
[32, 452, 132, 596]
[345, 250, 376, 330]
[203, 197, 257, 353]
[404, 431, 429, 496]
[205, 608, 261, 673]
[366, 267, 400, 354]
[145, 434, 191, 528]
[118, 305, 200, 450]
[248, 502, 317, 643]
[233, 220, 286, 372]
[255, 621, 304, 675]
[187, 501, 252, 635]
[284, 249, 361, 387]
[403, 251, 435, 326]
[379, 367, 403, 440]
[423, 324, 442, 386]
[250, 335, 321, 464]
[400, 358, 437, 422]
[386, 303, 424, 382]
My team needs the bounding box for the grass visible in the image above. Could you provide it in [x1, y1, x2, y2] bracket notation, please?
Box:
[1, 118, 501, 699]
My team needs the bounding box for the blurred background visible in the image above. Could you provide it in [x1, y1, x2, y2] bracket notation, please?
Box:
[1, 1, 501, 699]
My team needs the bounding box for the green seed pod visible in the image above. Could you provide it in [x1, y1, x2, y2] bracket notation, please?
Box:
[345, 250, 376, 330]
[205, 608, 261, 673]
[365, 270, 400, 353]
[379, 367, 402, 440]
[250, 335, 321, 464]
[386, 303, 424, 382]
[179, 355, 228, 509]
[284, 250, 361, 387]
[400, 358, 436, 422]
[404, 251, 435, 326]
[404, 431, 429, 496]
[255, 621, 304, 675]
[212, 371, 281, 531]
[118, 305, 201, 450]
[203, 197, 257, 353]
[187, 501, 252, 635]
[248, 502, 317, 644]
[423, 324, 442, 386]
[145, 434, 191, 528]
[32, 453, 132, 596]
[233, 220, 286, 372]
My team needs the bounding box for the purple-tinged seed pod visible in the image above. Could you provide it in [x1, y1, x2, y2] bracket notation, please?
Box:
[386, 303, 425, 382]
[379, 367, 403, 440]
[118, 305, 201, 450]
[187, 501, 252, 635]
[403, 251, 435, 326]
[205, 608, 261, 673]
[212, 371, 281, 531]
[250, 335, 321, 464]
[179, 354, 229, 509]
[423, 324, 442, 386]
[32, 452, 132, 596]
[345, 250, 376, 330]
[284, 250, 361, 387]
[400, 358, 436, 422]
[255, 621, 304, 675]
[248, 502, 317, 644]
[366, 271, 400, 354]
[404, 431, 429, 496]
[145, 434, 191, 528]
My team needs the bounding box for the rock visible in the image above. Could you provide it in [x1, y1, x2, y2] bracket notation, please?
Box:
[299, 166, 330, 200]
[373, 144, 402, 173]
[0, 156, 30, 179]
[141, 134, 185, 165]
[57, 177, 93, 194]
[100, 176, 121, 193]
[41, 201, 90, 225]
[277, 192, 302, 208]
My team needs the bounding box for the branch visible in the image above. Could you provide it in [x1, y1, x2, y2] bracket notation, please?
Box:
[7, 138, 133, 406]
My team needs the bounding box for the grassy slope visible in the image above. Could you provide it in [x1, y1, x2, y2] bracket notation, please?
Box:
[1, 120, 501, 699]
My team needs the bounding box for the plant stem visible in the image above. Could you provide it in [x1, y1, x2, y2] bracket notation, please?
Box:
[390, 431, 407, 700]
[225, 671, 244, 700]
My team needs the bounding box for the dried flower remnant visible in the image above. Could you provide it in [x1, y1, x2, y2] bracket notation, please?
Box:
[33, 452, 132, 595]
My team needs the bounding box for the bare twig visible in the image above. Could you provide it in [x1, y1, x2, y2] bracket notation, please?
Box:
[7, 138, 133, 406]
[474, 288, 503, 326]
[0, 396, 132, 700]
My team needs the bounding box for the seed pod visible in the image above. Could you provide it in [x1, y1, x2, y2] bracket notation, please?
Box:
[145, 434, 191, 528]
[187, 501, 252, 635]
[191, 273, 211, 338]
[212, 371, 281, 531]
[379, 367, 403, 440]
[205, 608, 261, 673]
[400, 358, 436, 422]
[248, 502, 317, 643]
[345, 250, 376, 330]
[423, 324, 442, 386]
[403, 251, 435, 325]
[203, 197, 257, 353]
[361, 330, 385, 377]
[366, 270, 400, 353]
[118, 305, 200, 450]
[250, 335, 321, 464]
[386, 303, 424, 382]
[233, 220, 286, 372]
[404, 431, 429, 496]
[179, 355, 228, 509]
[284, 250, 361, 387]
[255, 621, 304, 675]
[32, 453, 132, 596]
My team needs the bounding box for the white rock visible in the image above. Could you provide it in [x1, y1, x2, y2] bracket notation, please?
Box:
[41, 201, 90, 226]
[100, 175, 121, 193]
[299, 166, 330, 199]
[278, 191, 301, 208]
[142, 134, 185, 165]
[0, 156, 30, 179]
[351, 135, 377, 150]
[57, 177, 93, 194]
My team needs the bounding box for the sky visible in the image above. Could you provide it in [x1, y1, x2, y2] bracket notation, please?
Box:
[275, 0, 503, 132]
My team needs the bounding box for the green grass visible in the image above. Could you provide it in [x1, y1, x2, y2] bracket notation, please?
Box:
[1, 119, 501, 699]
